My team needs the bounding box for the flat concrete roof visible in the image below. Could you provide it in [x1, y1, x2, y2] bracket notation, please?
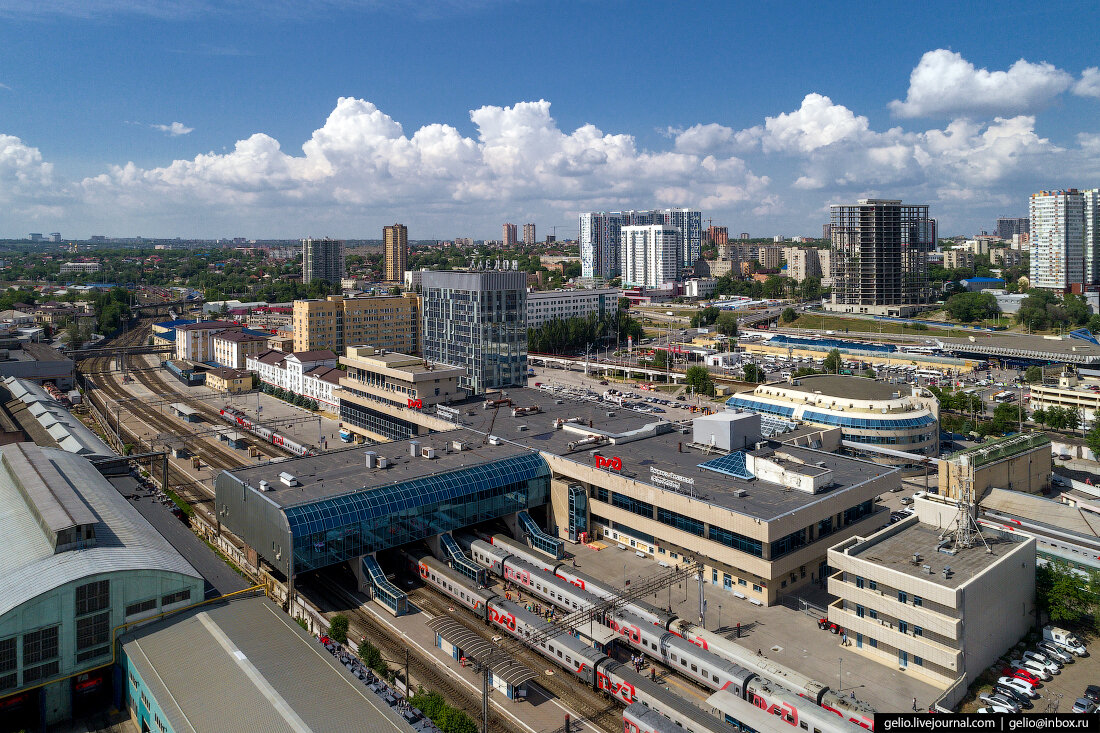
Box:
[226, 427, 533, 508]
[120, 595, 414, 733]
[446, 386, 896, 520]
[849, 520, 1018, 589]
[937, 333, 1100, 360]
[767, 374, 902, 400]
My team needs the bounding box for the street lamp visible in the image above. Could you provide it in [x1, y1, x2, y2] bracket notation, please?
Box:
[838, 657, 843, 695]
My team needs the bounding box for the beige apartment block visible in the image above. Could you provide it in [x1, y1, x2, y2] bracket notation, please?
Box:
[293, 294, 419, 355]
[828, 493, 1035, 688]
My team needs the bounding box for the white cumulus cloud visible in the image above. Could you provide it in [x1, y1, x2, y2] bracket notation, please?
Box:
[151, 121, 194, 136]
[1074, 67, 1100, 99]
[889, 49, 1074, 118]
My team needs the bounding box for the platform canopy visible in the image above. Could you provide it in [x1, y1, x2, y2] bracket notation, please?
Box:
[425, 616, 535, 686]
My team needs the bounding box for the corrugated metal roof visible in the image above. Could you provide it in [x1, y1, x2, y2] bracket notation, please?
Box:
[0, 445, 201, 617]
[121, 596, 415, 733]
[424, 616, 535, 686]
[4, 377, 114, 459]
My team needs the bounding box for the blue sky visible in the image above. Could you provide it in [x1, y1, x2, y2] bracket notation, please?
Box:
[1, 0, 1098, 240]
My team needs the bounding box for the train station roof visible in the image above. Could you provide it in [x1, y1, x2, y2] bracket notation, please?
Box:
[120, 594, 417, 733]
[424, 616, 535, 686]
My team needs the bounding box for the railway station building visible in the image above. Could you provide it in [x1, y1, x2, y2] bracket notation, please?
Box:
[0, 443, 204, 730]
[217, 384, 899, 609]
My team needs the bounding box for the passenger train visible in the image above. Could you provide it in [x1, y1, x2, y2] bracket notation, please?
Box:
[218, 406, 316, 456]
[473, 534, 876, 729]
[463, 540, 868, 731]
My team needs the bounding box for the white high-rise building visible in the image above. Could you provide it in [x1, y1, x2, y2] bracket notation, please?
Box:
[621, 225, 680, 288]
[661, 208, 702, 267]
[1085, 189, 1100, 286]
[580, 208, 702, 278]
[1029, 190, 1085, 291]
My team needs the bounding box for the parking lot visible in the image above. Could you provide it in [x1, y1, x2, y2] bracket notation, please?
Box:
[959, 630, 1100, 713]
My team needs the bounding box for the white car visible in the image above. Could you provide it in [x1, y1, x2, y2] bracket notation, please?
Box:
[977, 706, 1014, 714]
[997, 677, 1038, 698]
[1010, 658, 1052, 680]
[1023, 650, 1062, 671]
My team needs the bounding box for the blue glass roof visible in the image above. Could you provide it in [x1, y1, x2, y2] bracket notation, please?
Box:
[800, 410, 937, 429]
[725, 395, 796, 417]
[698, 451, 755, 479]
[283, 452, 550, 540]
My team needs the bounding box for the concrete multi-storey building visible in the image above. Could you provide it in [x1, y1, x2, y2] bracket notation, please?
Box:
[1086, 189, 1100, 286]
[996, 217, 1030, 240]
[783, 247, 829, 281]
[59, 262, 100, 274]
[989, 248, 1024, 268]
[706, 225, 728, 246]
[829, 199, 933, 316]
[683, 277, 717, 298]
[211, 329, 268, 369]
[1029, 189, 1085, 291]
[828, 493, 1035, 689]
[301, 237, 345, 285]
[621, 225, 680, 288]
[662, 208, 702, 267]
[943, 249, 975, 270]
[523, 223, 536, 246]
[1029, 368, 1100, 428]
[383, 224, 408, 283]
[526, 288, 619, 328]
[336, 346, 466, 442]
[580, 209, 701, 278]
[502, 223, 518, 248]
[292, 294, 419, 355]
[174, 321, 238, 362]
[421, 270, 527, 395]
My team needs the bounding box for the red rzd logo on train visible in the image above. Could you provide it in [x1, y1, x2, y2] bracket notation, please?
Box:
[595, 455, 622, 471]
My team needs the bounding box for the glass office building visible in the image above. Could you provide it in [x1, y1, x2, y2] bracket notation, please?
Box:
[421, 270, 528, 395]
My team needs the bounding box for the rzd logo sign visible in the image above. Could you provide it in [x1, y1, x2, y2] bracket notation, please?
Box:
[595, 455, 622, 471]
[407, 398, 423, 409]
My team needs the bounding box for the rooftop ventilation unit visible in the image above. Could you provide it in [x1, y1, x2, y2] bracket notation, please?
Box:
[421, 447, 436, 459]
[452, 440, 466, 452]
[922, 564, 933, 574]
[516, 424, 528, 432]
[488, 436, 502, 446]
[278, 471, 297, 487]
[409, 440, 420, 457]
[259, 480, 271, 492]
[377, 456, 389, 468]
[364, 451, 377, 468]
[732, 489, 748, 498]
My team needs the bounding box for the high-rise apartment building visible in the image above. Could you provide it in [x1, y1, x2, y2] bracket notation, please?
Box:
[996, 217, 1030, 241]
[503, 223, 518, 248]
[522, 223, 536, 246]
[828, 199, 932, 316]
[421, 270, 527, 395]
[739, 232, 750, 240]
[579, 208, 700, 278]
[1029, 190, 1085, 291]
[292, 294, 420, 355]
[383, 224, 408, 283]
[1085, 189, 1100, 287]
[706, 225, 729, 246]
[301, 237, 345, 285]
[784, 247, 827, 281]
[621, 225, 680, 288]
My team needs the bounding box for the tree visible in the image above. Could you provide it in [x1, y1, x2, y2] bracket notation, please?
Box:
[685, 365, 714, 396]
[991, 402, 1021, 434]
[358, 639, 388, 675]
[1025, 365, 1044, 383]
[742, 363, 766, 383]
[650, 350, 671, 369]
[780, 307, 798, 324]
[1087, 421, 1100, 457]
[944, 292, 998, 323]
[1032, 408, 1047, 428]
[793, 366, 821, 378]
[862, 368, 876, 379]
[1036, 559, 1095, 626]
[715, 311, 739, 337]
[823, 348, 842, 374]
[328, 614, 349, 644]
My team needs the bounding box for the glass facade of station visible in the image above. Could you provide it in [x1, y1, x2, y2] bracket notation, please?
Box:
[285, 453, 550, 573]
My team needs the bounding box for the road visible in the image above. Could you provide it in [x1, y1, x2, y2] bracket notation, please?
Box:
[109, 474, 249, 597]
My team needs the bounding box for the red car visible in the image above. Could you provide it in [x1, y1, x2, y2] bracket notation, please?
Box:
[1003, 667, 1041, 687]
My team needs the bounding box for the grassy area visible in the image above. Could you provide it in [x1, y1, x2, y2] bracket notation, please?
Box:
[785, 314, 961, 337]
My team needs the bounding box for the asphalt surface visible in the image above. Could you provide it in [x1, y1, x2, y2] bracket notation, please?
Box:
[109, 474, 249, 597]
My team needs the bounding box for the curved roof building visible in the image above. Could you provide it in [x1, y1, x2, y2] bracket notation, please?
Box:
[727, 375, 939, 468]
[0, 443, 203, 729]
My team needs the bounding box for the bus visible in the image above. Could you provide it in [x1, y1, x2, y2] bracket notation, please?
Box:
[992, 390, 1016, 403]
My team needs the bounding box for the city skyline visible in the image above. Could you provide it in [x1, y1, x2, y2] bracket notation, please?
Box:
[0, 1, 1098, 239]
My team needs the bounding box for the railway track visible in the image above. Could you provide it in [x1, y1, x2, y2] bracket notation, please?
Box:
[405, 585, 622, 733]
[301, 576, 515, 733]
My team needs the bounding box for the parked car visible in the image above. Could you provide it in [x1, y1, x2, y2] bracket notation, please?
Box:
[1010, 658, 1053, 680]
[1084, 685, 1100, 704]
[1072, 698, 1097, 714]
[979, 693, 1020, 713]
[1044, 625, 1088, 656]
[1003, 667, 1042, 687]
[976, 706, 1013, 714]
[993, 684, 1034, 708]
[1023, 650, 1062, 671]
[1038, 641, 1074, 664]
